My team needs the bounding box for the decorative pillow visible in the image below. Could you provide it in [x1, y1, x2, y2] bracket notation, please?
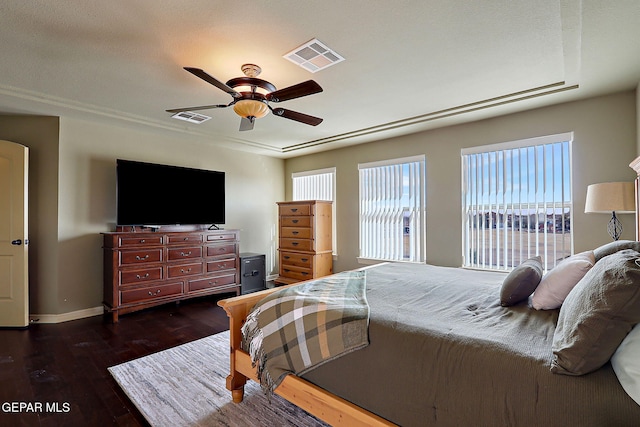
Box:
[611, 323, 640, 406]
[551, 249, 640, 376]
[594, 240, 640, 262]
[500, 256, 543, 306]
[532, 251, 595, 310]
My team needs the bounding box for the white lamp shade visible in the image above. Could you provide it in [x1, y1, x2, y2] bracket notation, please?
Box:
[585, 182, 636, 214]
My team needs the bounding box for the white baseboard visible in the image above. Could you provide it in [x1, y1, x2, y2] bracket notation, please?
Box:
[29, 306, 104, 324]
[266, 273, 278, 282]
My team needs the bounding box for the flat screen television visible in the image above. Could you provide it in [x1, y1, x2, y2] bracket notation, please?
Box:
[116, 159, 225, 226]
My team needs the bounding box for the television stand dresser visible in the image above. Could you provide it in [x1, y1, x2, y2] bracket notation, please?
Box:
[102, 226, 240, 322]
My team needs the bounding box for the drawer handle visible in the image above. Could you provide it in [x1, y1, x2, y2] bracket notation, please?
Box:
[218, 264, 226, 269]
[135, 255, 149, 260]
[283, 256, 290, 260]
[139, 239, 146, 243]
[291, 208, 298, 212]
[292, 231, 299, 235]
[301, 258, 309, 262]
[181, 268, 192, 273]
[148, 289, 161, 296]
[284, 269, 291, 273]
[292, 219, 299, 224]
[180, 251, 192, 257]
[136, 273, 150, 279]
[184, 237, 190, 241]
[302, 272, 309, 276]
[292, 242, 299, 246]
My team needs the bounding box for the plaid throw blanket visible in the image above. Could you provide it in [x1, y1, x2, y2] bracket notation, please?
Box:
[241, 270, 370, 395]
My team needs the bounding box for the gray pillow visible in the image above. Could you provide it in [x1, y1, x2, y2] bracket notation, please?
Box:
[593, 240, 640, 262]
[551, 249, 640, 376]
[500, 256, 543, 306]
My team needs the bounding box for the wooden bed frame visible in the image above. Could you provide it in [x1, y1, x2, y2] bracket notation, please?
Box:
[217, 265, 395, 427]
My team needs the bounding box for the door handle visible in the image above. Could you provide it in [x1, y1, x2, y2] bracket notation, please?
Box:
[11, 239, 22, 245]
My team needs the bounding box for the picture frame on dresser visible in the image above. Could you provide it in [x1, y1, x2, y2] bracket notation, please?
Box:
[102, 226, 240, 322]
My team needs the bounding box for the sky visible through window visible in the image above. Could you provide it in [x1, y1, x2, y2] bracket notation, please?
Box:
[465, 141, 571, 206]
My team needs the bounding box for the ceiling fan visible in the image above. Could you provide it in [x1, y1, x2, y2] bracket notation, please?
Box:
[166, 64, 323, 131]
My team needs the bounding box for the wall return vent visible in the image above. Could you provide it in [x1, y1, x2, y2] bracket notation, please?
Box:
[283, 38, 344, 73]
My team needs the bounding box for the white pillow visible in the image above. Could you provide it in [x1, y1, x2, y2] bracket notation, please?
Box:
[532, 250, 595, 310]
[611, 323, 640, 406]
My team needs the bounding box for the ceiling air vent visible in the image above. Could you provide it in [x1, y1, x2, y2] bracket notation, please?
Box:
[283, 38, 344, 73]
[170, 111, 211, 124]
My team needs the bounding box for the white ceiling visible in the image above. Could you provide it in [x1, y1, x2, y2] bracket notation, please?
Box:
[0, 1, 638, 158]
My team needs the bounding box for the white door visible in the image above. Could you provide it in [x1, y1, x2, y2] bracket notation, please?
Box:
[0, 140, 29, 327]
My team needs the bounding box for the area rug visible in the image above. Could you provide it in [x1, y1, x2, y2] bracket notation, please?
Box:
[108, 330, 328, 427]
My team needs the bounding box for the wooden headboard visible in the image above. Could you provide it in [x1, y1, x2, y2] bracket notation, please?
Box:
[629, 156, 640, 240]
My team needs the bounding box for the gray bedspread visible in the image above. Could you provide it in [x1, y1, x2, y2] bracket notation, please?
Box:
[302, 262, 640, 427]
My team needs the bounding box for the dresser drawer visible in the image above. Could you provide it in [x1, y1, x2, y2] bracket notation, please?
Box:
[166, 234, 204, 244]
[280, 238, 313, 251]
[280, 251, 313, 268]
[120, 282, 183, 305]
[207, 233, 238, 242]
[187, 273, 236, 293]
[280, 216, 311, 227]
[119, 249, 163, 266]
[206, 243, 237, 257]
[281, 227, 312, 239]
[280, 264, 313, 281]
[120, 266, 163, 285]
[167, 262, 203, 278]
[207, 257, 236, 273]
[118, 235, 163, 247]
[279, 203, 311, 216]
[167, 246, 202, 261]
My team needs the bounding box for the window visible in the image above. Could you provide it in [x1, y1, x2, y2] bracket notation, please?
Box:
[292, 167, 336, 252]
[461, 133, 573, 271]
[359, 155, 426, 262]
[292, 167, 335, 202]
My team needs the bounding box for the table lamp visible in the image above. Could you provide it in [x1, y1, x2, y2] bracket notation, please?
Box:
[585, 182, 635, 241]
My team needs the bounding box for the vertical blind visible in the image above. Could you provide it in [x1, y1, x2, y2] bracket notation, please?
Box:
[359, 156, 425, 262]
[461, 133, 573, 271]
[292, 168, 335, 202]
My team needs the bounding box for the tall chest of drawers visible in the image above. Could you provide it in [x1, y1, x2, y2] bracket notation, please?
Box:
[102, 228, 240, 322]
[276, 200, 333, 285]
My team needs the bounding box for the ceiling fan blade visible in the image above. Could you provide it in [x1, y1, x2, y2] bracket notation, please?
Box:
[272, 108, 323, 126]
[183, 67, 241, 98]
[239, 117, 255, 131]
[166, 104, 228, 113]
[266, 80, 323, 102]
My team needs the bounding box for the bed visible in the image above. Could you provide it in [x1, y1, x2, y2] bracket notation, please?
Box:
[218, 257, 640, 426]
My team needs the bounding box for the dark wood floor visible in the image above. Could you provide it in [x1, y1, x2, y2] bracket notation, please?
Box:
[0, 294, 234, 427]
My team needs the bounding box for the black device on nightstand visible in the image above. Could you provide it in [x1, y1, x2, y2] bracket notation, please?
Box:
[239, 252, 266, 294]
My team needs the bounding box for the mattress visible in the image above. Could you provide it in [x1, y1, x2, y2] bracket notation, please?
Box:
[301, 262, 640, 426]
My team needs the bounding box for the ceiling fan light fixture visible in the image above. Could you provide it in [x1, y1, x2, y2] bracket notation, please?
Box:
[233, 99, 269, 119]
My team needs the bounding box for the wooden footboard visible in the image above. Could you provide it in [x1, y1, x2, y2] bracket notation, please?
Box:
[217, 269, 395, 427]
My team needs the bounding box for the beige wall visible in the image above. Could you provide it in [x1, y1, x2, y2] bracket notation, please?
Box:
[2, 89, 637, 316]
[0, 116, 61, 314]
[2, 115, 284, 316]
[285, 91, 638, 273]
